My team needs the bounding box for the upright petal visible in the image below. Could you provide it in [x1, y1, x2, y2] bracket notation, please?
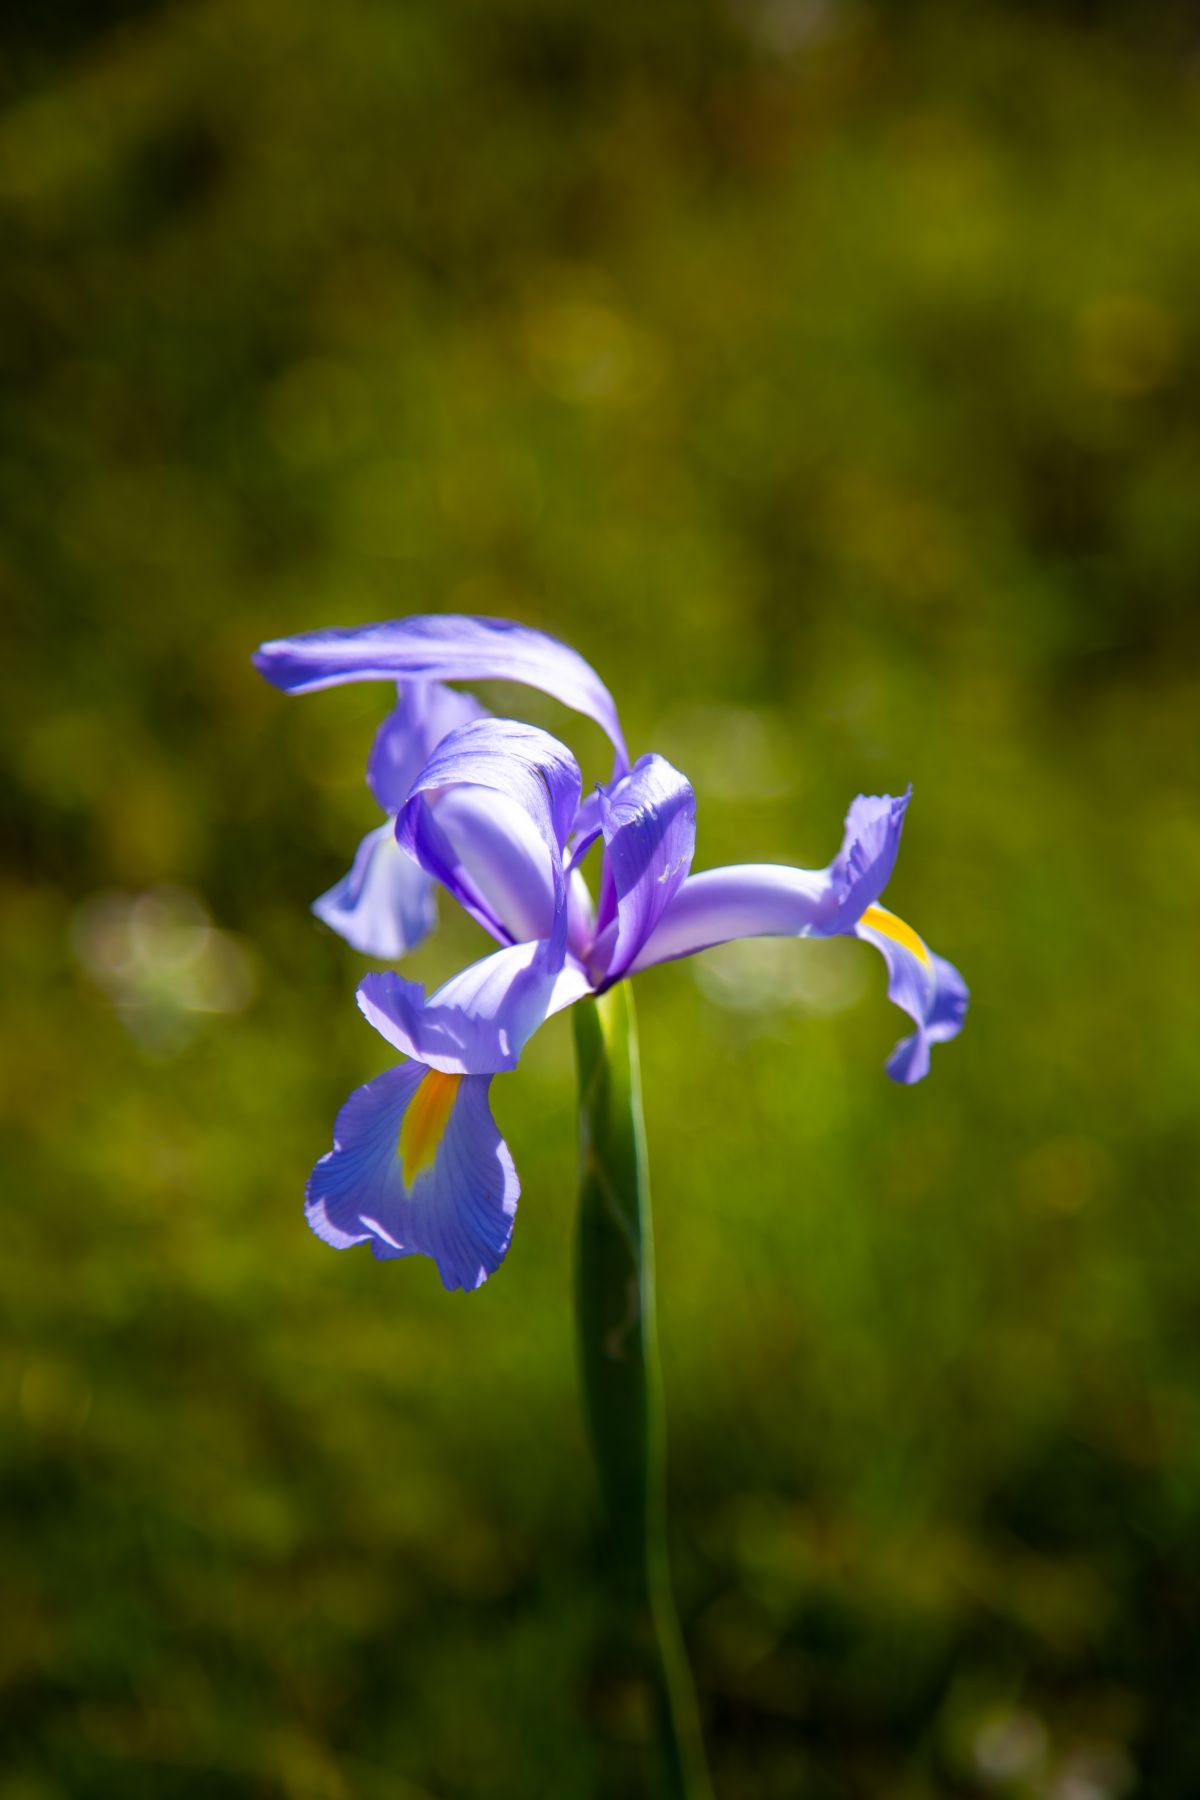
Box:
[827, 789, 910, 932]
[313, 823, 436, 960]
[305, 1063, 518, 1291]
[253, 614, 628, 769]
[424, 786, 557, 945]
[586, 755, 696, 985]
[396, 717, 580, 950]
[367, 681, 486, 813]
[854, 907, 969, 1083]
[399, 717, 581, 867]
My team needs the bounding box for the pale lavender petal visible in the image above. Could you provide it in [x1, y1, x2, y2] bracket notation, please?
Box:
[425, 787, 557, 946]
[397, 718, 581, 869]
[588, 755, 696, 985]
[626, 787, 915, 971]
[567, 788, 606, 864]
[358, 945, 593, 1075]
[397, 717, 580, 951]
[626, 863, 835, 974]
[313, 823, 436, 960]
[253, 613, 628, 768]
[367, 681, 486, 813]
[827, 789, 911, 932]
[547, 954, 595, 1017]
[566, 867, 596, 961]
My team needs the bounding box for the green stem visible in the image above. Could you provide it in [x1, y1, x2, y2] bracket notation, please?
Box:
[573, 984, 713, 1800]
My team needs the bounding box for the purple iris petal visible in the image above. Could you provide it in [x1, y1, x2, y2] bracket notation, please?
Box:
[358, 948, 593, 1075]
[567, 867, 596, 960]
[397, 717, 581, 955]
[313, 823, 436, 960]
[622, 788, 968, 1083]
[626, 788, 914, 970]
[253, 613, 629, 769]
[827, 789, 910, 932]
[586, 754, 696, 986]
[367, 681, 486, 813]
[853, 920, 969, 1083]
[398, 717, 582, 870]
[308, 678, 486, 961]
[627, 863, 835, 973]
[567, 788, 605, 863]
[426, 787, 557, 946]
[305, 1062, 518, 1290]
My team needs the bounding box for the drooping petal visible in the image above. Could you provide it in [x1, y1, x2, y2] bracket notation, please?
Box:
[312, 823, 436, 960]
[253, 614, 628, 769]
[305, 1062, 518, 1290]
[357, 946, 593, 1075]
[397, 717, 580, 949]
[367, 681, 486, 813]
[586, 754, 696, 985]
[854, 907, 969, 1083]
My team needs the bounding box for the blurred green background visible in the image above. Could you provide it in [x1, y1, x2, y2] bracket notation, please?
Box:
[3, 2, 1200, 1795]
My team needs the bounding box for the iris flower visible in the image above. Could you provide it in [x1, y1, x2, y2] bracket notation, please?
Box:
[255, 617, 967, 1292]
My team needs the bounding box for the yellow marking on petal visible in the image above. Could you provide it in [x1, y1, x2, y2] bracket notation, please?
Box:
[859, 903, 931, 965]
[398, 1070, 462, 1187]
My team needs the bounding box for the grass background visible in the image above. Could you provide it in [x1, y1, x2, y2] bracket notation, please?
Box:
[3, 2, 1200, 1794]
